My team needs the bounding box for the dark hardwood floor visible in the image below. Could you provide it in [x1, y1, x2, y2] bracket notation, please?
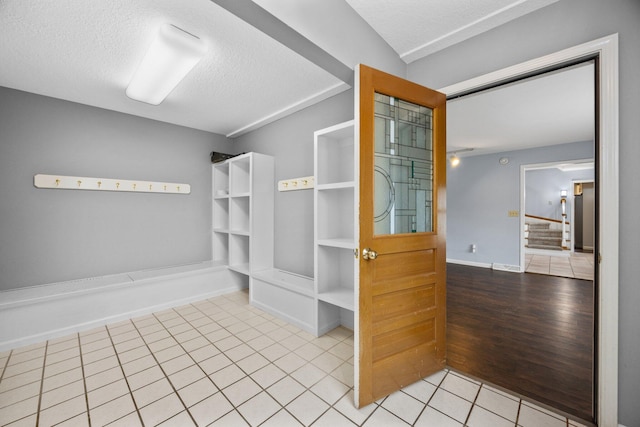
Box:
[446, 263, 594, 422]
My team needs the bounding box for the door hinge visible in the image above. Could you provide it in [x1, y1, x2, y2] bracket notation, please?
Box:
[354, 248, 359, 259]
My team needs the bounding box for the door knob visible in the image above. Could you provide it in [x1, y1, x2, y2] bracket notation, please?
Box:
[362, 248, 378, 260]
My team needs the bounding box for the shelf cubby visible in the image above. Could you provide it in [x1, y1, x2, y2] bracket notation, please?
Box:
[229, 233, 250, 275]
[316, 246, 355, 311]
[230, 155, 251, 195]
[229, 196, 250, 234]
[213, 162, 230, 195]
[212, 232, 229, 264]
[316, 187, 354, 242]
[318, 301, 354, 335]
[315, 121, 355, 186]
[213, 198, 229, 231]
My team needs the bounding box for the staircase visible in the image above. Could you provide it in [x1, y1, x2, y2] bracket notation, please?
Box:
[526, 222, 563, 250]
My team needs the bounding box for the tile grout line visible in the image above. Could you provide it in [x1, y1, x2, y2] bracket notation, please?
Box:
[104, 322, 146, 427]
[34, 341, 48, 427]
[515, 398, 522, 426]
[76, 332, 92, 427]
[0, 349, 12, 386]
[463, 382, 483, 426]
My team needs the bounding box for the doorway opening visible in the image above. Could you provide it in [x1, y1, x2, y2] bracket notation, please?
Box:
[522, 160, 595, 281]
[440, 34, 619, 426]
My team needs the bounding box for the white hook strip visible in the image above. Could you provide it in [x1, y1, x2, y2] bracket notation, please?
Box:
[34, 174, 190, 194]
[277, 176, 314, 192]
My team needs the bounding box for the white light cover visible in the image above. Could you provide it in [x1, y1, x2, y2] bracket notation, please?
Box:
[126, 24, 206, 105]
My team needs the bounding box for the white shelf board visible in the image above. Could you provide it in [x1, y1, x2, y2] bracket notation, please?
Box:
[228, 263, 250, 275]
[228, 229, 250, 236]
[317, 238, 355, 249]
[212, 228, 229, 233]
[230, 192, 250, 198]
[316, 181, 355, 191]
[317, 288, 354, 311]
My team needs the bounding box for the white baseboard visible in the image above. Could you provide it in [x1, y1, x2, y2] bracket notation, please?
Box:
[446, 258, 492, 269]
[491, 263, 523, 273]
[250, 299, 316, 335]
[0, 262, 239, 352]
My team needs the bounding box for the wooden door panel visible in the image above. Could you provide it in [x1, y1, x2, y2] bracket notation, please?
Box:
[373, 320, 436, 361]
[372, 306, 437, 336]
[372, 250, 436, 282]
[372, 341, 440, 398]
[357, 64, 446, 407]
[372, 287, 436, 323]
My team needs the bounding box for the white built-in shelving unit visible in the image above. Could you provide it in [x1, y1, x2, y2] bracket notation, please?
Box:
[212, 153, 274, 287]
[212, 132, 357, 337]
[314, 120, 357, 334]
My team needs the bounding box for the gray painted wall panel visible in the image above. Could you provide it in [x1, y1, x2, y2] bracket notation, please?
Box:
[0, 87, 233, 290]
[408, 0, 640, 423]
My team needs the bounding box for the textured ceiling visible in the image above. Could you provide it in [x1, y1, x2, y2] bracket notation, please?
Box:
[447, 62, 595, 157]
[0, 0, 579, 146]
[344, 0, 558, 63]
[0, 0, 344, 137]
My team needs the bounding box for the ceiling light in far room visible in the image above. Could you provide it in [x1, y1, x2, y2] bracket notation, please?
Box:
[447, 148, 473, 167]
[126, 24, 207, 105]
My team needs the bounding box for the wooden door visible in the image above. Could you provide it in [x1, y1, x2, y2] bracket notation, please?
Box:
[356, 64, 447, 407]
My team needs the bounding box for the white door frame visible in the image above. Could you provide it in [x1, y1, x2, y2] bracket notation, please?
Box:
[439, 34, 619, 426]
[519, 159, 594, 266]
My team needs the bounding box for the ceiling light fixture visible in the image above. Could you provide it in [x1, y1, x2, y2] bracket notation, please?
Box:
[446, 148, 473, 167]
[126, 24, 207, 105]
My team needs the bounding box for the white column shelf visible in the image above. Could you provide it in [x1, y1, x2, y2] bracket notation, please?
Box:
[314, 120, 357, 335]
[212, 153, 274, 289]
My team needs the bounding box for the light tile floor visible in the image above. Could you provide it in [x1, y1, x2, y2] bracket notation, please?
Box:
[0, 290, 590, 427]
[525, 252, 594, 280]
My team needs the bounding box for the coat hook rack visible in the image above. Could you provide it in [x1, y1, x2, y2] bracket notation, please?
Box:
[278, 175, 314, 192]
[34, 174, 190, 194]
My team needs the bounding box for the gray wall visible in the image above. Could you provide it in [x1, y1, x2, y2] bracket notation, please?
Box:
[525, 166, 594, 222]
[447, 141, 592, 266]
[408, 0, 640, 424]
[0, 87, 233, 291]
[233, 90, 354, 277]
